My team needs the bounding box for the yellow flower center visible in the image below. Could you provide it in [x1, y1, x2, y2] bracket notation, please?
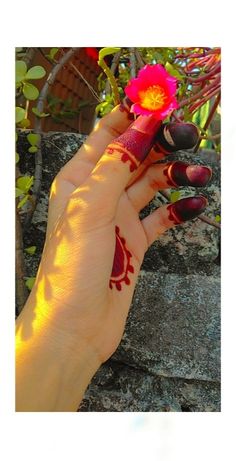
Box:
[139, 85, 167, 110]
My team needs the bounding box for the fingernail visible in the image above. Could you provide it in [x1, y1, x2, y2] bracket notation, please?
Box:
[132, 114, 161, 135]
[165, 161, 212, 187]
[154, 122, 200, 154]
[167, 195, 208, 223]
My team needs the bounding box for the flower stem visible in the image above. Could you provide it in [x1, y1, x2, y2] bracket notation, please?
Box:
[193, 92, 221, 152]
[178, 76, 220, 109]
[187, 62, 221, 84]
[98, 55, 120, 105]
[174, 48, 220, 60]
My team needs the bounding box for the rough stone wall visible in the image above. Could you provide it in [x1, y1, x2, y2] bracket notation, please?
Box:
[17, 132, 221, 412]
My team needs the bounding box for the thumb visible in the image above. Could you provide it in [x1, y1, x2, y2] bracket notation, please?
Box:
[86, 114, 162, 206]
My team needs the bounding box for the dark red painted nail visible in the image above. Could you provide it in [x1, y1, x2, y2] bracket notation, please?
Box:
[167, 196, 208, 223]
[164, 161, 212, 187]
[154, 122, 200, 154]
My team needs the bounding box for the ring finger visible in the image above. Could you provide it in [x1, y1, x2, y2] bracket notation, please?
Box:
[126, 160, 212, 212]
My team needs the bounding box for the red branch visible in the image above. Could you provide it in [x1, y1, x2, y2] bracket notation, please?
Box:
[187, 61, 221, 84]
[174, 48, 220, 60]
[189, 86, 220, 114]
[193, 92, 221, 152]
[178, 76, 221, 109]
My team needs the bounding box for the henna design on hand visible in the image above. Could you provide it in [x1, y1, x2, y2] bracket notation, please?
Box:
[167, 196, 207, 224]
[109, 226, 134, 291]
[163, 161, 212, 187]
[106, 116, 161, 172]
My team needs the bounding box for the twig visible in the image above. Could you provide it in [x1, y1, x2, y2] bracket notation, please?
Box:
[200, 133, 221, 141]
[16, 207, 28, 313]
[134, 49, 146, 69]
[193, 92, 221, 152]
[198, 213, 221, 229]
[178, 76, 220, 109]
[69, 61, 101, 102]
[159, 190, 221, 229]
[24, 47, 78, 229]
[171, 111, 182, 122]
[104, 50, 122, 95]
[188, 86, 221, 114]
[38, 47, 101, 102]
[187, 61, 221, 84]
[129, 48, 136, 78]
[174, 48, 220, 60]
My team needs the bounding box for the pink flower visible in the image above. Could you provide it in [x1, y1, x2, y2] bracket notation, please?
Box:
[125, 64, 178, 120]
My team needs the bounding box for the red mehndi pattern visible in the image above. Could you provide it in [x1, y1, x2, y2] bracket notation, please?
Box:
[109, 226, 134, 291]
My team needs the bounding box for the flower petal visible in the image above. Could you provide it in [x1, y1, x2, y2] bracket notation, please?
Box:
[125, 63, 179, 121]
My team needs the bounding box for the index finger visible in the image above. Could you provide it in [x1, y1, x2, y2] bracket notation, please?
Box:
[58, 99, 134, 186]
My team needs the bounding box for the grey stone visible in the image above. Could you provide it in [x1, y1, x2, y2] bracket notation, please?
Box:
[79, 363, 220, 412]
[114, 271, 220, 382]
[79, 271, 220, 411]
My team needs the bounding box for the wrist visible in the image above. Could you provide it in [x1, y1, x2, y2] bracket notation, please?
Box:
[16, 292, 101, 412]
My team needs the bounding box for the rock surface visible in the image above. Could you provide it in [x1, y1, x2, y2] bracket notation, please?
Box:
[79, 271, 220, 412]
[17, 132, 221, 411]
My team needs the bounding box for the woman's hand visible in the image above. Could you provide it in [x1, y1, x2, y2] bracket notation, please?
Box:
[16, 100, 211, 411]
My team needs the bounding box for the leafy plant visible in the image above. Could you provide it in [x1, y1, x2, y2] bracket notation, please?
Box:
[16, 175, 34, 209]
[16, 60, 46, 100]
[27, 133, 40, 153]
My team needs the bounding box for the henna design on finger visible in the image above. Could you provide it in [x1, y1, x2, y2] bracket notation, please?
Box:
[106, 115, 161, 172]
[154, 122, 200, 154]
[109, 226, 134, 291]
[163, 161, 212, 187]
[167, 196, 208, 224]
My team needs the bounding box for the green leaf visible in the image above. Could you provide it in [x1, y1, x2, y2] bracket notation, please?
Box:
[95, 100, 114, 116]
[98, 47, 121, 61]
[165, 62, 184, 80]
[17, 118, 31, 128]
[192, 100, 210, 128]
[27, 133, 40, 146]
[25, 65, 46, 80]
[183, 106, 192, 122]
[25, 246, 37, 255]
[15, 152, 20, 164]
[215, 214, 221, 222]
[16, 60, 27, 83]
[16, 176, 34, 194]
[16, 107, 26, 123]
[32, 107, 50, 118]
[15, 187, 23, 197]
[170, 190, 181, 203]
[28, 146, 38, 153]
[23, 82, 39, 100]
[25, 277, 36, 290]
[17, 194, 29, 209]
[49, 48, 59, 60]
